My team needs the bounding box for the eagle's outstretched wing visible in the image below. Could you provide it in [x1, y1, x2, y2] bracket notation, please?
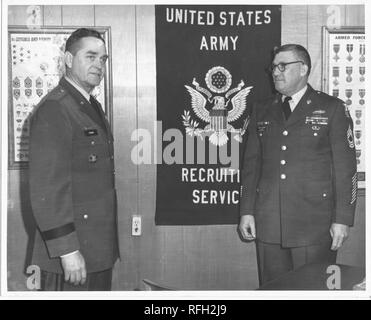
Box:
[185, 85, 210, 123]
[228, 86, 253, 122]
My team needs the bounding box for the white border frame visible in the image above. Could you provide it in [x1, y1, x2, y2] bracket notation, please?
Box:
[1, 0, 370, 300]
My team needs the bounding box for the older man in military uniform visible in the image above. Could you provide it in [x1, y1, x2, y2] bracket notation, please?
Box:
[239, 44, 357, 285]
[29, 28, 119, 291]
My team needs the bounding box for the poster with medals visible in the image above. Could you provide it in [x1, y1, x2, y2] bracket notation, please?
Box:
[323, 27, 365, 188]
[8, 27, 112, 169]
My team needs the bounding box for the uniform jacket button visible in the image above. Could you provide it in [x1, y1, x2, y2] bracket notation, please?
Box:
[88, 154, 98, 163]
[283, 130, 288, 136]
[91, 140, 95, 145]
[323, 193, 327, 198]
[83, 214, 89, 219]
[281, 160, 286, 165]
[281, 174, 286, 179]
[281, 145, 287, 151]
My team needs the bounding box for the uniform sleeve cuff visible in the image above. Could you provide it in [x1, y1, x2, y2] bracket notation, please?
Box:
[45, 231, 80, 258]
[333, 214, 354, 227]
[60, 250, 79, 258]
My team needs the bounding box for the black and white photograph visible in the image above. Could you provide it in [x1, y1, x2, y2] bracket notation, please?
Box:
[1, 0, 369, 301]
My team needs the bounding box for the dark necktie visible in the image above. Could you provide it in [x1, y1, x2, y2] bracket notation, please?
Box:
[89, 96, 107, 131]
[282, 96, 292, 120]
[89, 96, 102, 117]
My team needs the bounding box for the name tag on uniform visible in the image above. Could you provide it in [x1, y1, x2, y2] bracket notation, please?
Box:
[305, 116, 328, 125]
[257, 121, 270, 133]
[84, 128, 98, 136]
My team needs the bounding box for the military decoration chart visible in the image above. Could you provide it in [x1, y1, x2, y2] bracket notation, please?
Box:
[9, 29, 107, 167]
[325, 28, 365, 188]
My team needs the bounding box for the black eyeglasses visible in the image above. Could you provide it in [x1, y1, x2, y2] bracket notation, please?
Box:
[270, 61, 304, 72]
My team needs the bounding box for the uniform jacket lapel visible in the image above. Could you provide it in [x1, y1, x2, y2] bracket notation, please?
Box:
[285, 85, 315, 127]
[59, 77, 110, 135]
[263, 93, 285, 125]
[90, 96, 113, 138]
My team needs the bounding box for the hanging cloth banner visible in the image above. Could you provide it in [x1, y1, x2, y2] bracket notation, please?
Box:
[155, 5, 281, 225]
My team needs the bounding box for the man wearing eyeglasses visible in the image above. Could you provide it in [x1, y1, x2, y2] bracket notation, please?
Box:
[239, 44, 357, 285]
[29, 28, 119, 291]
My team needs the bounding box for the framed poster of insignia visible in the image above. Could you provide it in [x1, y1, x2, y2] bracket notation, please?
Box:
[322, 27, 365, 189]
[8, 26, 112, 169]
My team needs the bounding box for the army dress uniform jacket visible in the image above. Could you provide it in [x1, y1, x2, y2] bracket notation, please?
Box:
[29, 77, 119, 274]
[240, 85, 357, 247]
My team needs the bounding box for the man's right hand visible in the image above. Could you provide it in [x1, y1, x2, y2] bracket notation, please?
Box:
[60, 251, 87, 286]
[239, 215, 256, 241]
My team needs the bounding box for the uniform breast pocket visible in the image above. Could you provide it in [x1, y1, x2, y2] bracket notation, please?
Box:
[256, 121, 272, 138]
[72, 135, 109, 169]
[300, 123, 329, 148]
[302, 122, 325, 135]
[72, 136, 106, 152]
[258, 121, 278, 157]
[73, 138, 101, 146]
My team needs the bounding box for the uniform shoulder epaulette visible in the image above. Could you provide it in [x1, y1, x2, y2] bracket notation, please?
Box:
[315, 89, 343, 104]
[34, 85, 67, 113]
[316, 90, 328, 97]
[256, 94, 278, 106]
[47, 86, 68, 101]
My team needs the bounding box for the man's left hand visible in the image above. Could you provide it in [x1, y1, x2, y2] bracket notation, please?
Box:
[330, 223, 350, 251]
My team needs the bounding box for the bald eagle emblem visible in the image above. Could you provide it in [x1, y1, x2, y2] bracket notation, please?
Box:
[182, 66, 253, 146]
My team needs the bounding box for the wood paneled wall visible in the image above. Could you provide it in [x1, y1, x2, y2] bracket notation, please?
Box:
[7, 4, 365, 291]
